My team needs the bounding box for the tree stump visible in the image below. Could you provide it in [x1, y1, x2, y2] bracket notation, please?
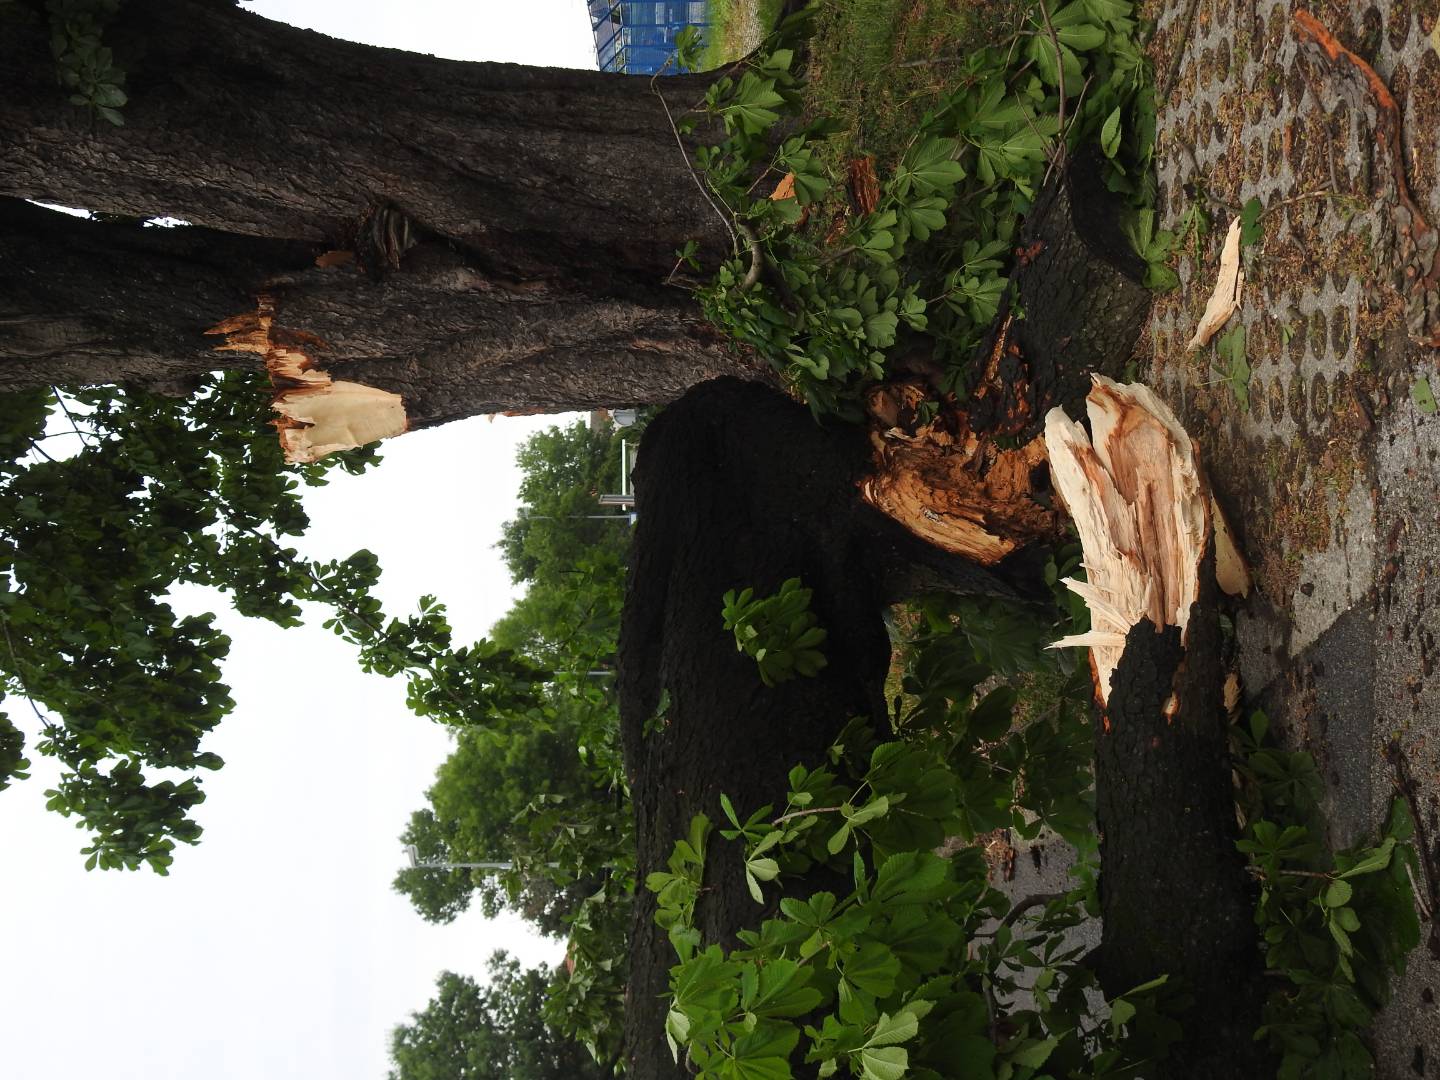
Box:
[862, 147, 1153, 565]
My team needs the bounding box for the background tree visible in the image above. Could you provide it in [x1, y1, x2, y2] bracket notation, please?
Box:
[0, 377, 541, 869]
[389, 954, 611, 1080]
[394, 696, 628, 935]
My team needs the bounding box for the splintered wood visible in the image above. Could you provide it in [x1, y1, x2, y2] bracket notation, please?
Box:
[859, 381, 1058, 565]
[207, 294, 407, 463]
[1044, 377, 1209, 707]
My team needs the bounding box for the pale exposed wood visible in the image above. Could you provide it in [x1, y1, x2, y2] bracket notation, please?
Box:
[207, 294, 409, 461]
[1045, 377, 1210, 706]
[1187, 216, 1245, 350]
[1211, 496, 1253, 597]
[274, 381, 408, 463]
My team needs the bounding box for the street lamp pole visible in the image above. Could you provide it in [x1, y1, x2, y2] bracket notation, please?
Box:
[402, 845, 559, 872]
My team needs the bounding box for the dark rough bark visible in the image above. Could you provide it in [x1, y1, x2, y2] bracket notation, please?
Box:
[966, 147, 1153, 445]
[616, 378, 1032, 1078]
[1095, 571, 1272, 1079]
[0, 0, 728, 281]
[0, 0, 765, 414]
[0, 198, 763, 420]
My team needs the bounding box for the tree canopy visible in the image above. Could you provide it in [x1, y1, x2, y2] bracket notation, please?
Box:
[389, 955, 611, 1080]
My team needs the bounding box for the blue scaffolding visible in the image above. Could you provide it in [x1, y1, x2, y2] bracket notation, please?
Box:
[588, 0, 712, 74]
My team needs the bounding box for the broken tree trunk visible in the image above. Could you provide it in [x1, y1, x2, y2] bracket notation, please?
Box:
[1045, 379, 1271, 1079]
[861, 148, 1153, 566]
[617, 377, 1043, 1079]
[0, 197, 765, 442]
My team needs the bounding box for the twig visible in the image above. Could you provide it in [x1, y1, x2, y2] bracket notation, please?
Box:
[0, 608, 55, 733]
[898, 54, 965, 69]
[735, 221, 764, 292]
[1035, 0, 1066, 176]
[1057, 74, 1094, 153]
[772, 805, 843, 826]
[1245, 866, 1336, 881]
[1158, 0, 1203, 104]
[1257, 183, 1337, 220]
[50, 387, 96, 448]
[649, 67, 740, 254]
[972, 891, 1066, 938]
[1387, 741, 1440, 923]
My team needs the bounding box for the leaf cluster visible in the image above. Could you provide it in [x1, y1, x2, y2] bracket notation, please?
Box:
[649, 708, 1175, 1080]
[0, 376, 550, 872]
[44, 0, 127, 125]
[679, 0, 1162, 417]
[722, 577, 829, 686]
[1233, 711, 1422, 1079]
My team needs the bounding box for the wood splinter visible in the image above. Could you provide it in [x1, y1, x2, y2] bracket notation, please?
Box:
[1044, 376, 1210, 709]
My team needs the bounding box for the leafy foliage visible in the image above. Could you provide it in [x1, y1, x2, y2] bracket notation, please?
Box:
[644, 584, 1175, 1080]
[0, 377, 537, 871]
[649, 719, 1175, 1080]
[389, 955, 612, 1080]
[395, 418, 639, 1066]
[1233, 711, 1421, 1080]
[40, 0, 128, 125]
[676, 0, 1161, 416]
[722, 577, 828, 686]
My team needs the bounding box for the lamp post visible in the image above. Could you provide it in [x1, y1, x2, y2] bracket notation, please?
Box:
[402, 845, 559, 872]
[515, 506, 631, 522]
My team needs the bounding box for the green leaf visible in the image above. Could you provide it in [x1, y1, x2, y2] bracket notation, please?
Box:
[1324, 879, 1353, 907]
[1110, 998, 1136, 1031]
[1339, 836, 1395, 878]
[1100, 107, 1122, 159]
[93, 84, 127, 108]
[1009, 1035, 1058, 1069]
[748, 857, 781, 881]
[845, 795, 891, 827]
[1412, 377, 1437, 415]
[858, 1046, 908, 1080]
[866, 1008, 920, 1047]
[1054, 22, 1106, 51]
[1240, 197, 1264, 246]
[844, 941, 901, 997]
[865, 311, 899, 348]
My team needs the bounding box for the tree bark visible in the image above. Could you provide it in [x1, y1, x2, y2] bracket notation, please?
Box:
[1096, 603, 1272, 1079]
[0, 197, 762, 421]
[617, 378, 1033, 1079]
[0, 0, 729, 279]
[0, 0, 771, 418]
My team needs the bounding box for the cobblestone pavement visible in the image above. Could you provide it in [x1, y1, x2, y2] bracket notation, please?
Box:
[1142, 2, 1440, 1074]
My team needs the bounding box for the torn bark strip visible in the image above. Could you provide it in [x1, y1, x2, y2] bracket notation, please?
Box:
[1187, 216, 1244, 350]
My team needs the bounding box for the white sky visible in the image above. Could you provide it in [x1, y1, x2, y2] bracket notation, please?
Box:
[0, 4, 601, 1078]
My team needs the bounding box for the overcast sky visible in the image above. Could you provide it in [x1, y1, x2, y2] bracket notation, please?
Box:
[0, 4, 601, 1078]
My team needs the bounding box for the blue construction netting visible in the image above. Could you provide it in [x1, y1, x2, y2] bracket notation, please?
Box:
[588, 0, 712, 74]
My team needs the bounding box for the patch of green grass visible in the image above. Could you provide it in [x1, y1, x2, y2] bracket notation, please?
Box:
[802, 0, 1026, 169]
[697, 0, 785, 69]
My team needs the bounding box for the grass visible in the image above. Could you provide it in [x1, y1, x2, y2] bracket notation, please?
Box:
[800, 0, 1026, 170]
[697, 0, 785, 70]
